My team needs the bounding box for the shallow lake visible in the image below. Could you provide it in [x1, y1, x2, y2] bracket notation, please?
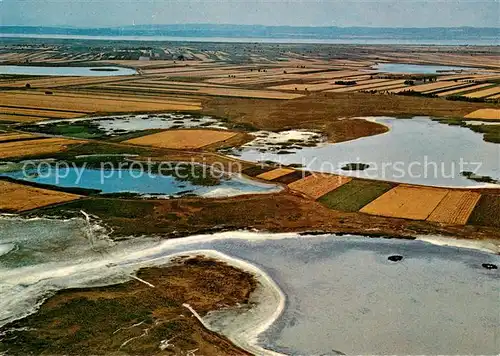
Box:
[0, 165, 280, 198]
[0, 65, 137, 76]
[0, 219, 498, 355]
[373, 63, 477, 74]
[31, 113, 227, 138]
[233, 117, 500, 187]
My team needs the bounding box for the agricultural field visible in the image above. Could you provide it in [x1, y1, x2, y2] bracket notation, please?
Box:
[464, 108, 500, 120]
[427, 190, 481, 225]
[0, 180, 81, 212]
[0, 137, 83, 158]
[0, 91, 201, 115]
[318, 179, 394, 212]
[463, 86, 500, 99]
[360, 185, 449, 220]
[125, 129, 239, 149]
[288, 173, 352, 199]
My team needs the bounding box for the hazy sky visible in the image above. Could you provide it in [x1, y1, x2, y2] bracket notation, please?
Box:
[1, 0, 499, 28]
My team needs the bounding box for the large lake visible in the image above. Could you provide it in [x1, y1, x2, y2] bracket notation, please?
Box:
[0, 219, 498, 355]
[234, 117, 500, 187]
[0, 65, 137, 76]
[374, 63, 477, 74]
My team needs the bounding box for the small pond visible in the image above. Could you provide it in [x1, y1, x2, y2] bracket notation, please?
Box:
[232, 117, 500, 187]
[0, 164, 280, 198]
[0, 65, 137, 77]
[374, 63, 477, 74]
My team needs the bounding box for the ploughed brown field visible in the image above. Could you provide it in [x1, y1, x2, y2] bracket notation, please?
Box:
[125, 129, 240, 149]
[0, 180, 81, 212]
[256, 167, 296, 181]
[464, 108, 500, 120]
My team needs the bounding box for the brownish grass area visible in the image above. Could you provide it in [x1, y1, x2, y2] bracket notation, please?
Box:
[125, 129, 239, 149]
[0, 133, 38, 142]
[427, 190, 481, 225]
[360, 185, 449, 220]
[0, 180, 81, 212]
[0, 138, 83, 158]
[468, 194, 500, 228]
[463, 86, 500, 99]
[288, 173, 352, 199]
[0, 114, 57, 122]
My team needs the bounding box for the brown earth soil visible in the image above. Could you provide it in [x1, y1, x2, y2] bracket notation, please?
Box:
[0, 256, 254, 356]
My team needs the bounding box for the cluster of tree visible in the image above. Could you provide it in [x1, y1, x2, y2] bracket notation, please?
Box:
[446, 95, 499, 104]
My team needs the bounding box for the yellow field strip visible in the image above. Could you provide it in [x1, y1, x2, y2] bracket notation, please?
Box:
[288, 174, 352, 199]
[435, 83, 492, 97]
[0, 114, 63, 122]
[427, 191, 481, 225]
[125, 129, 239, 149]
[43, 90, 201, 105]
[463, 86, 500, 99]
[368, 83, 408, 92]
[388, 81, 463, 94]
[464, 109, 500, 120]
[0, 92, 201, 113]
[0, 180, 81, 212]
[0, 133, 38, 142]
[488, 93, 500, 99]
[256, 168, 296, 181]
[360, 185, 449, 220]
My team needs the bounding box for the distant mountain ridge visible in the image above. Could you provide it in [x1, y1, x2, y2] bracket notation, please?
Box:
[1, 25, 498, 40]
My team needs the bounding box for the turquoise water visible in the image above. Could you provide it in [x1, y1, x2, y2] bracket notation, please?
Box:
[235, 117, 500, 187]
[374, 63, 476, 74]
[0, 166, 280, 197]
[0, 65, 137, 76]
